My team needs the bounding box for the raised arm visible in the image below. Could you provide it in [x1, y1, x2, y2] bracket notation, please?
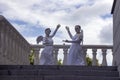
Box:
[65, 26, 73, 39]
[50, 24, 60, 38]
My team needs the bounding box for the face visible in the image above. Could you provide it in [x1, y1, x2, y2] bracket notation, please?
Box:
[75, 25, 81, 33]
[45, 28, 51, 35]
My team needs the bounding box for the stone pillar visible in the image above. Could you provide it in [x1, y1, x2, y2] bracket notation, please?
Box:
[0, 24, 1, 55]
[12, 35, 16, 64]
[3, 27, 8, 64]
[101, 49, 107, 66]
[92, 49, 97, 66]
[54, 48, 59, 65]
[112, 49, 116, 66]
[34, 48, 40, 65]
[63, 48, 68, 65]
[83, 48, 87, 65]
[5, 27, 11, 63]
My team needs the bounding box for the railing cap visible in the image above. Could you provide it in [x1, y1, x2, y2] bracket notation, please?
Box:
[31, 44, 113, 49]
[0, 15, 5, 21]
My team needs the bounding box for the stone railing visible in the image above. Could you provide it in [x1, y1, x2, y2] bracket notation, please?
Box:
[0, 15, 31, 65]
[32, 44, 113, 66]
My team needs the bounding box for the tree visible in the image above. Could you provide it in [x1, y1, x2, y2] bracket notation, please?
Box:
[57, 59, 62, 65]
[86, 56, 92, 66]
[29, 49, 35, 65]
[86, 56, 99, 66]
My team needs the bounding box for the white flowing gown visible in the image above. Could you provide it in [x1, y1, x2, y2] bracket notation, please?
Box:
[39, 37, 55, 65]
[67, 33, 85, 65]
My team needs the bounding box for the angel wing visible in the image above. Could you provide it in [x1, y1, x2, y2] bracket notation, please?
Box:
[36, 36, 43, 44]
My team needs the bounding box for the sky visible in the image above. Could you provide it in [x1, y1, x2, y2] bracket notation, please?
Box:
[0, 0, 114, 65]
[0, 0, 114, 45]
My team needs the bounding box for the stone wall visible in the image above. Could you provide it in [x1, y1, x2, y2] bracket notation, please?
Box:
[112, 0, 120, 74]
[0, 15, 31, 65]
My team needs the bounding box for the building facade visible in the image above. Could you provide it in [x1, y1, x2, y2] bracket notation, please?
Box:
[111, 0, 120, 73]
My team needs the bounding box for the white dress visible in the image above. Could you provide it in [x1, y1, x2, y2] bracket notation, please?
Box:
[67, 33, 85, 65]
[39, 37, 55, 65]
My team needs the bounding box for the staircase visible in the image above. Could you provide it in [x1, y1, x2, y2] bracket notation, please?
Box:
[0, 65, 119, 80]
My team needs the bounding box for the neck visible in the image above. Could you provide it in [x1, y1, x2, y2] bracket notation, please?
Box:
[76, 32, 80, 34]
[46, 34, 49, 37]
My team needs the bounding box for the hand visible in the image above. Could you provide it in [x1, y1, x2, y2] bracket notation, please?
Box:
[65, 26, 69, 31]
[63, 40, 69, 42]
[57, 24, 61, 29]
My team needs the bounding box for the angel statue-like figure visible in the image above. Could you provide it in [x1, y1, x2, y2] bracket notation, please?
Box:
[63, 25, 85, 65]
[36, 24, 60, 65]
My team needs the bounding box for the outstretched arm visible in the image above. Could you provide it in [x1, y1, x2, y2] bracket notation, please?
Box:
[63, 39, 82, 43]
[65, 26, 73, 39]
[63, 33, 83, 43]
[50, 24, 60, 38]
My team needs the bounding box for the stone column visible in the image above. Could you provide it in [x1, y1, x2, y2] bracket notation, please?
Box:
[0, 24, 3, 55]
[34, 47, 40, 65]
[92, 49, 97, 66]
[54, 48, 59, 65]
[112, 49, 116, 66]
[63, 48, 68, 65]
[0, 34, 1, 55]
[83, 48, 87, 65]
[101, 49, 107, 66]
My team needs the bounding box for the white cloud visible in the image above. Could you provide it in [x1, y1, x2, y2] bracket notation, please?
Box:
[0, 0, 114, 45]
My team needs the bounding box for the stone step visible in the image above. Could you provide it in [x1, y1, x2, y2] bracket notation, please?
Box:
[0, 70, 119, 77]
[0, 75, 119, 80]
[0, 65, 117, 71]
[44, 75, 120, 80]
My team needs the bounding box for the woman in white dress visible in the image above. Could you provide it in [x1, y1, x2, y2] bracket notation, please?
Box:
[36, 24, 60, 65]
[64, 25, 85, 65]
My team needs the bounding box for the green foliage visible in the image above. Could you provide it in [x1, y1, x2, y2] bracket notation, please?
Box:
[86, 56, 92, 66]
[86, 56, 99, 66]
[29, 49, 35, 65]
[57, 59, 62, 65]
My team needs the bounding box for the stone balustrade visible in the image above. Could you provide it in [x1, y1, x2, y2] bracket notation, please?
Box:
[0, 15, 31, 65]
[31, 44, 113, 66]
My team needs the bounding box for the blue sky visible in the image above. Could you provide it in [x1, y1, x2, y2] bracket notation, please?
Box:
[0, 0, 114, 45]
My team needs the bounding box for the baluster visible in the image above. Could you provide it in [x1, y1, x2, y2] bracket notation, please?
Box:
[28, 47, 31, 65]
[20, 41, 24, 64]
[18, 37, 21, 63]
[21, 40, 24, 64]
[112, 49, 116, 66]
[92, 49, 97, 66]
[24, 45, 27, 65]
[26, 45, 30, 65]
[8, 29, 12, 61]
[101, 49, 107, 66]
[34, 48, 40, 65]
[1, 23, 4, 56]
[4, 27, 8, 64]
[6, 27, 11, 62]
[1, 24, 4, 56]
[23, 42, 27, 64]
[63, 48, 68, 65]
[83, 48, 87, 65]
[54, 48, 59, 65]
[12, 33, 16, 64]
[13, 34, 17, 64]
[0, 25, 1, 55]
